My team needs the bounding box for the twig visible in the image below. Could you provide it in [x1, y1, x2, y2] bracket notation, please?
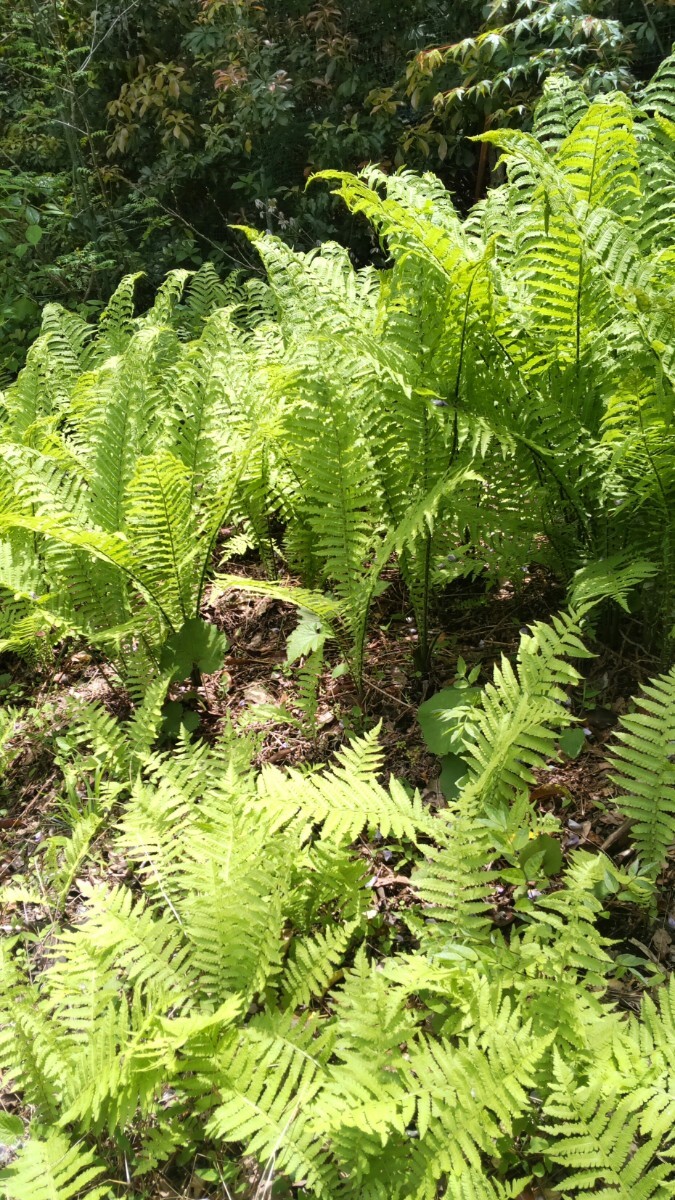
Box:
[75, 1, 141, 76]
[361, 675, 416, 710]
[600, 817, 633, 853]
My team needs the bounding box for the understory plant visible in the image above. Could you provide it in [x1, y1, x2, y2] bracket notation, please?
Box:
[5, 52, 675, 694]
[0, 268, 261, 690]
[3, 26, 675, 1200]
[1, 603, 674, 1199]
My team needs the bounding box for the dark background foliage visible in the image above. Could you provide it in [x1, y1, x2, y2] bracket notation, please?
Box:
[2, 0, 675, 377]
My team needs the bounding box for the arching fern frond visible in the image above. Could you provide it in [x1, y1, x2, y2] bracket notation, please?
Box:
[0, 1130, 111, 1200]
[256, 726, 432, 844]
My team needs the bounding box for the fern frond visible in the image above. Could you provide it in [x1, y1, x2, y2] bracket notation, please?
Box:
[568, 553, 657, 614]
[543, 1052, 675, 1199]
[557, 96, 640, 216]
[46, 811, 105, 907]
[125, 450, 198, 629]
[642, 49, 675, 122]
[463, 610, 590, 805]
[214, 573, 343, 631]
[95, 272, 142, 357]
[256, 727, 432, 844]
[0, 947, 69, 1118]
[609, 666, 675, 870]
[205, 1021, 335, 1198]
[0, 1130, 110, 1200]
[403, 1008, 549, 1181]
[412, 807, 496, 945]
[512, 851, 615, 1043]
[626, 976, 675, 1145]
[70, 701, 132, 777]
[413, 611, 591, 945]
[533, 72, 589, 152]
[281, 920, 360, 1009]
[178, 818, 290, 1002]
[442, 1173, 530, 1200]
[68, 884, 194, 1001]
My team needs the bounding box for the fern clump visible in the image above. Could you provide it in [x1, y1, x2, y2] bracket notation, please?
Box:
[2, 612, 675, 1199]
[4, 48, 675, 1200]
[7, 53, 675, 684]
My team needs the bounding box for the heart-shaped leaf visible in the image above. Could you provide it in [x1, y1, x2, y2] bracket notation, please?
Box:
[418, 685, 481, 756]
[286, 608, 326, 664]
[518, 833, 562, 878]
[160, 618, 229, 681]
[559, 726, 586, 758]
[438, 753, 469, 799]
[161, 700, 201, 740]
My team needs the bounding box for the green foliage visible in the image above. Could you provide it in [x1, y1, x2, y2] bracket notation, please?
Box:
[7, 65, 675, 683]
[417, 660, 482, 756]
[315, 64, 675, 645]
[397, 1, 675, 196]
[2, 611, 675, 1199]
[544, 1055, 675, 1199]
[159, 617, 229, 682]
[0, 1131, 110, 1200]
[609, 665, 675, 873]
[2, 0, 675, 376]
[0, 275, 256, 686]
[0, 0, 482, 376]
[4, 53, 675, 1200]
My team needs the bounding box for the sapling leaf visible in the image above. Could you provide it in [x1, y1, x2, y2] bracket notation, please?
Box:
[417, 685, 481, 756]
[160, 617, 229, 681]
[438, 753, 468, 799]
[518, 833, 562, 877]
[286, 608, 326, 664]
[160, 700, 200, 739]
[559, 726, 586, 758]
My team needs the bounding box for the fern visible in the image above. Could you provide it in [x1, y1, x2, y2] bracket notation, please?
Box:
[0, 1131, 110, 1200]
[543, 1053, 675, 1199]
[413, 609, 591, 945]
[0, 296, 259, 683]
[8, 74, 675, 677]
[5, 53, 675, 1200]
[609, 666, 675, 871]
[205, 1019, 335, 1197]
[567, 553, 658, 614]
[125, 450, 198, 627]
[3, 634, 675, 1199]
[256, 724, 433, 844]
[281, 920, 360, 1009]
[533, 72, 589, 152]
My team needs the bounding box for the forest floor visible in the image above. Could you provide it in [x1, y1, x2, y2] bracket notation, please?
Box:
[2, 559, 674, 1016]
[1, 559, 675, 1200]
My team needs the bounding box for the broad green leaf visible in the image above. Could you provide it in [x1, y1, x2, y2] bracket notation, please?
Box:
[418, 686, 481, 756]
[160, 617, 229, 681]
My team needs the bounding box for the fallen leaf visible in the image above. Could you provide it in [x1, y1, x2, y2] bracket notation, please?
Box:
[652, 928, 672, 958]
[530, 782, 569, 801]
[242, 683, 276, 707]
[69, 651, 92, 666]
